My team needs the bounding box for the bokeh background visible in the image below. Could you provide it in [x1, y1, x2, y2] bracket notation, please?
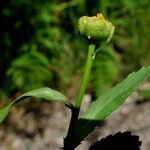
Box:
[0, 0, 150, 149]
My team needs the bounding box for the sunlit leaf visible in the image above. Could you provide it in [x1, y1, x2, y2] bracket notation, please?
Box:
[0, 87, 72, 123]
[72, 66, 150, 148]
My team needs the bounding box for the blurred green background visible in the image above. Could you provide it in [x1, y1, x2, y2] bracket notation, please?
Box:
[0, 0, 150, 101]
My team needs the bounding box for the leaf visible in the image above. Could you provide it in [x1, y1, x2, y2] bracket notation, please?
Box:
[0, 104, 12, 124]
[89, 131, 141, 150]
[0, 87, 72, 123]
[72, 66, 150, 148]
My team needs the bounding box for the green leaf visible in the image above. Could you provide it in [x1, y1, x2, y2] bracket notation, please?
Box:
[0, 104, 12, 124]
[72, 66, 150, 148]
[0, 87, 72, 123]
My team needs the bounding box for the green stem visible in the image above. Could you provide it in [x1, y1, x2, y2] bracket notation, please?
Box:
[75, 44, 95, 113]
[63, 44, 95, 149]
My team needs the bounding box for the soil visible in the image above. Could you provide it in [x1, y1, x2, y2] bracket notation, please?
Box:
[0, 92, 149, 150]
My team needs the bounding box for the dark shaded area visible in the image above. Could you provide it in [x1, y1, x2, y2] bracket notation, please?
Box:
[89, 131, 141, 150]
[63, 114, 102, 150]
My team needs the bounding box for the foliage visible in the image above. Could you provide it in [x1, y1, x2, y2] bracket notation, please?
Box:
[0, 0, 87, 97]
[0, 87, 72, 123]
[64, 66, 150, 148]
[6, 51, 51, 91]
[0, 4, 150, 148]
[1, 0, 149, 99]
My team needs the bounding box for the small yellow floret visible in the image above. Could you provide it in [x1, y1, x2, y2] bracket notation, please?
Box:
[97, 13, 105, 20]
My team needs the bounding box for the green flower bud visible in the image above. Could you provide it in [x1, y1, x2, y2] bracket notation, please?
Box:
[78, 13, 115, 42]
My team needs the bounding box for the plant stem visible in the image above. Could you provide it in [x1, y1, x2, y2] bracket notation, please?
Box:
[75, 43, 95, 114]
[63, 44, 95, 149]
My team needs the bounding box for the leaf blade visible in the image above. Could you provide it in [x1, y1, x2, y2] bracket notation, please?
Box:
[16, 87, 69, 104]
[0, 87, 72, 123]
[72, 66, 150, 148]
[83, 66, 150, 121]
[0, 103, 12, 123]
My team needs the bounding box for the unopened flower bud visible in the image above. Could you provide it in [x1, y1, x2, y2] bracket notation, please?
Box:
[78, 13, 115, 42]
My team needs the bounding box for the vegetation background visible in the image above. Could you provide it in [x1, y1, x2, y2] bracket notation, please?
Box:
[0, 0, 150, 149]
[0, 0, 150, 100]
